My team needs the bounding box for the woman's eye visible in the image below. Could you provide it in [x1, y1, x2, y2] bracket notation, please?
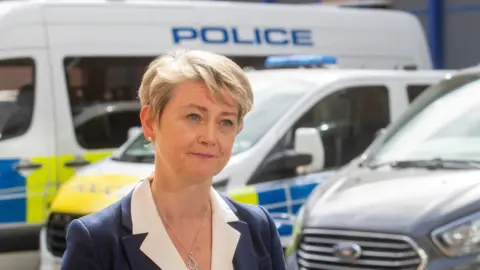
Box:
[187, 113, 201, 121]
[221, 119, 234, 126]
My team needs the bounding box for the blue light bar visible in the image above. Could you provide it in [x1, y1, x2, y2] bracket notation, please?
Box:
[265, 55, 337, 68]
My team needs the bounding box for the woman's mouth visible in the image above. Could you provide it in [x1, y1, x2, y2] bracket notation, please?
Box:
[189, 152, 215, 159]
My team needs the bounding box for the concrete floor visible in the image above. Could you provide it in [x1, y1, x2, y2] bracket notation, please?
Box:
[0, 251, 39, 270]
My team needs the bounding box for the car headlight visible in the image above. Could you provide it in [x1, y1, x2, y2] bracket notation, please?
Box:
[432, 212, 480, 257]
[285, 205, 306, 257]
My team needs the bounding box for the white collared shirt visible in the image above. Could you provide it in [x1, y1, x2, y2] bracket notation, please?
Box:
[130, 180, 240, 270]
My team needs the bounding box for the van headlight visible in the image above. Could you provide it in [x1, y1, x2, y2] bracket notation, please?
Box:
[432, 212, 480, 257]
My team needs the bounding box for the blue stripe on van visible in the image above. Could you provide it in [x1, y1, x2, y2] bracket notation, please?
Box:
[291, 203, 303, 214]
[257, 187, 286, 205]
[290, 182, 317, 201]
[0, 159, 26, 223]
[268, 206, 289, 214]
[251, 172, 333, 238]
[278, 224, 293, 236]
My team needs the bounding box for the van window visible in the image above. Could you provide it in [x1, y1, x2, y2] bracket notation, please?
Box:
[0, 58, 35, 141]
[64, 57, 147, 149]
[297, 85, 390, 168]
[64, 56, 268, 150]
[407, 84, 430, 103]
[75, 109, 141, 150]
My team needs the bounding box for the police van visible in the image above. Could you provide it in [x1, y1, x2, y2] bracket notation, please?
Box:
[38, 54, 452, 270]
[0, 0, 432, 267]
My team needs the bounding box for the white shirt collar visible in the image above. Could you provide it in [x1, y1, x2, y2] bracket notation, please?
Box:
[130, 179, 240, 270]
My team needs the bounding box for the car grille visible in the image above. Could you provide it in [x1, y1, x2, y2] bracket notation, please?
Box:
[46, 213, 83, 257]
[297, 228, 427, 270]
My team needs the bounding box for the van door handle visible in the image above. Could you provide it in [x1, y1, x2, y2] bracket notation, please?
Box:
[13, 160, 42, 171]
[64, 158, 91, 168]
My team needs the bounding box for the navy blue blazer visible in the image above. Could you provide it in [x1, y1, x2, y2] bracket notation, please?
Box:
[61, 188, 286, 270]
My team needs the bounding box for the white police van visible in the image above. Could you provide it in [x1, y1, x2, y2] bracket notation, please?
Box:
[0, 0, 432, 268]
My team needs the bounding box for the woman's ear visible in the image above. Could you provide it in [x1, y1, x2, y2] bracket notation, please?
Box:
[140, 105, 156, 141]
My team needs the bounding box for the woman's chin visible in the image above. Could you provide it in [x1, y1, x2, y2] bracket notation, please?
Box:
[184, 168, 220, 182]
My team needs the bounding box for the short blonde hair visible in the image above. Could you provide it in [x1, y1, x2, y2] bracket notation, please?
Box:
[138, 50, 254, 124]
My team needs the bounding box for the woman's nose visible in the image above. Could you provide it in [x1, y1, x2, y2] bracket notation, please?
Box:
[198, 121, 217, 146]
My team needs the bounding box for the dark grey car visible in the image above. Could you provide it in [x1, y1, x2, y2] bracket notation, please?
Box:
[286, 67, 480, 270]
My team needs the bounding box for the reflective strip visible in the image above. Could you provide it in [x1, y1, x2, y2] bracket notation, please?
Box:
[257, 187, 286, 206]
[0, 187, 26, 195]
[0, 151, 112, 225]
[255, 182, 314, 217]
[229, 179, 322, 217]
[262, 198, 307, 212]
[290, 182, 317, 201]
[27, 156, 55, 223]
[278, 223, 293, 236]
[0, 158, 28, 223]
[228, 175, 329, 238]
[228, 186, 258, 205]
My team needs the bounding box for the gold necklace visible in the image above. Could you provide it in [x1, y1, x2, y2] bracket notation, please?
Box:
[160, 204, 210, 270]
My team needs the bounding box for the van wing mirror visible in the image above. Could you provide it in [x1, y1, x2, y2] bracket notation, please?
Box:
[262, 150, 312, 175]
[128, 126, 142, 141]
[294, 127, 325, 173]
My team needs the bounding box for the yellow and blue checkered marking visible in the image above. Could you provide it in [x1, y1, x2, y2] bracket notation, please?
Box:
[0, 152, 111, 225]
[229, 171, 333, 237]
[0, 158, 26, 223]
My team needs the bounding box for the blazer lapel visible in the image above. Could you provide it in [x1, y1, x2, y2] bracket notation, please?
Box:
[210, 190, 241, 270]
[214, 192, 259, 270]
[121, 233, 161, 270]
[120, 180, 184, 270]
[229, 221, 259, 270]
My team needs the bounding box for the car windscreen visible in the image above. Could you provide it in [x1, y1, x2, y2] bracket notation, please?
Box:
[367, 73, 480, 167]
[117, 79, 315, 163]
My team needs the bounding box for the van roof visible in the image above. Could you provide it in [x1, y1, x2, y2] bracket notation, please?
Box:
[245, 68, 454, 89]
[0, 0, 398, 10]
[0, 0, 431, 69]
[0, 0, 420, 22]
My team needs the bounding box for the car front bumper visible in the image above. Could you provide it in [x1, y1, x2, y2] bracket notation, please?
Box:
[286, 249, 480, 270]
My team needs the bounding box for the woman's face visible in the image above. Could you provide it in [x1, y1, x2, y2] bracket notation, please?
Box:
[141, 80, 239, 184]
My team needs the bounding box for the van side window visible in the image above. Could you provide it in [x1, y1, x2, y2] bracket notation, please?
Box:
[75, 110, 141, 149]
[64, 56, 152, 149]
[64, 56, 268, 150]
[0, 58, 35, 141]
[407, 84, 430, 102]
[297, 85, 390, 168]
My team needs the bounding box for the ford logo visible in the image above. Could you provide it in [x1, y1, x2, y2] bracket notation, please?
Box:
[332, 242, 362, 261]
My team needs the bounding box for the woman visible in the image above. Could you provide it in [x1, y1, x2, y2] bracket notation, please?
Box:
[61, 50, 286, 270]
